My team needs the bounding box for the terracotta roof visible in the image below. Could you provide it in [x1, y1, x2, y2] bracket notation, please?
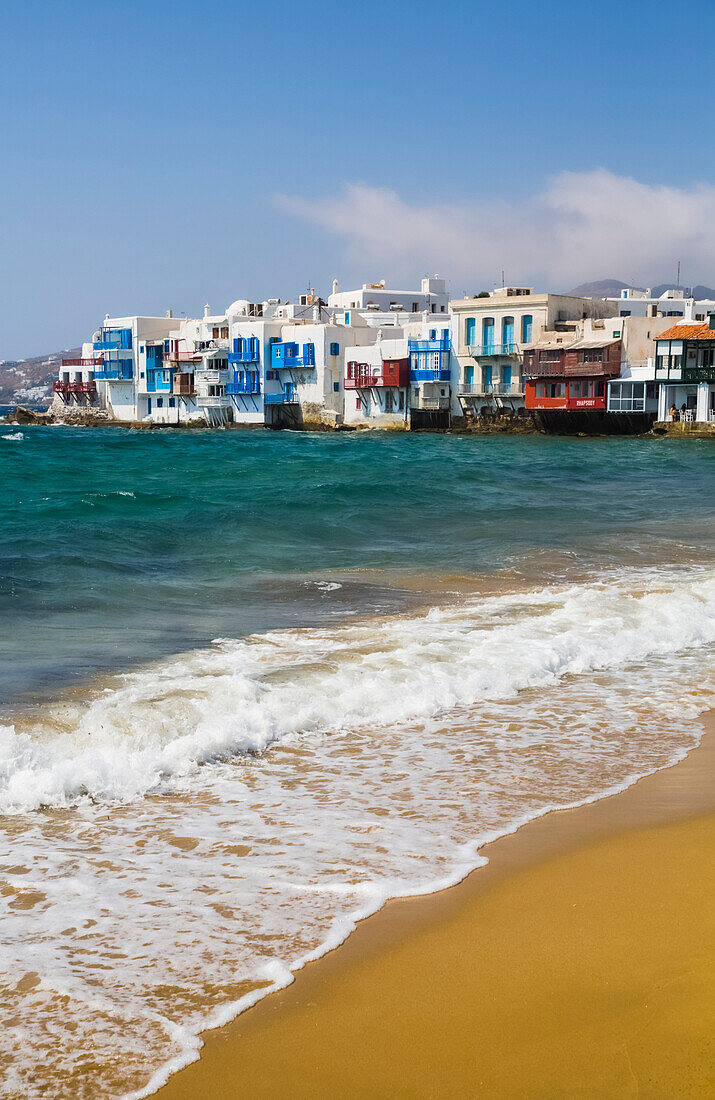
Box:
[656, 322, 714, 341]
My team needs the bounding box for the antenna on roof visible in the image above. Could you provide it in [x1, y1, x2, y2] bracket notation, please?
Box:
[677, 261, 680, 290]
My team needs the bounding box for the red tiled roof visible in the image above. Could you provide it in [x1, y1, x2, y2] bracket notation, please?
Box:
[656, 323, 714, 341]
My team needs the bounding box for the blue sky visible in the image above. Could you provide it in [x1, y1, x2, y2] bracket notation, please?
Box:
[2, 0, 715, 358]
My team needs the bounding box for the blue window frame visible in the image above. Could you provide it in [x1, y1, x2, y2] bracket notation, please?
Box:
[465, 318, 476, 346]
[330, 342, 340, 356]
[482, 318, 495, 350]
[333, 381, 340, 392]
[157, 398, 163, 408]
[169, 397, 176, 408]
[521, 315, 533, 343]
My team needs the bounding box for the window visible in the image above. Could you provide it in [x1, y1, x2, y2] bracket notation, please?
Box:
[330, 342, 340, 356]
[521, 315, 533, 343]
[169, 397, 175, 408]
[140, 371, 145, 379]
[440, 305, 446, 312]
[613, 330, 621, 338]
[157, 398, 163, 408]
[147, 398, 152, 412]
[431, 304, 436, 313]
[333, 381, 340, 392]
[398, 391, 405, 410]
[502, 316, 515, 350]
[482, 318, 495, 349]
[344, 311, 350, 325]
[429, 329, 436, 340]
[385, 390, 394, 412]
[465, 317, 476, 346]
[412, 302, 418, 312]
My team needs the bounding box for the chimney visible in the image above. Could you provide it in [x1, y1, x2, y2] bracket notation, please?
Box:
[204, 303, 211, 318]
[165, 309, 173, 319]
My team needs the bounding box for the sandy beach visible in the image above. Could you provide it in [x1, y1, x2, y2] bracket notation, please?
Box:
[158, 711, 715, 1099]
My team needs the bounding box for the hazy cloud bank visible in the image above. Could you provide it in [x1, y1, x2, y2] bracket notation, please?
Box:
[277, 170, 714, 292]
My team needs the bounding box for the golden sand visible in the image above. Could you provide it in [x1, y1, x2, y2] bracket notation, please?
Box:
[158, 715, 715, 1099]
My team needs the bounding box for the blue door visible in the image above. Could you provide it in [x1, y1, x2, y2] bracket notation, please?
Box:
[502, 365, 512, 392]
[465, 318, 476, 348]
[482, 365, 492, 390]
[483, 318, 494, 351]
[465, 364, 474, 385]
[502, 316, 515, 352]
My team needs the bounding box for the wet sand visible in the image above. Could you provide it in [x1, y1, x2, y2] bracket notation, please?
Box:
[157, 712, 715, 1099]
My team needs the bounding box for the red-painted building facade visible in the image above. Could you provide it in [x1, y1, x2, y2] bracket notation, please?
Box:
[523, 339, 622, 410]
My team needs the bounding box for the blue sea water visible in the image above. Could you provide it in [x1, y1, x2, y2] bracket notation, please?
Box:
[1, 424, 714, 1099]
[1, 424, 713, 708]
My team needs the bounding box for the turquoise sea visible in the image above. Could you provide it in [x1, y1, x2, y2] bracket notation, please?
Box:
[1, 425, 714, 1098]
[3, 425, 713, 706]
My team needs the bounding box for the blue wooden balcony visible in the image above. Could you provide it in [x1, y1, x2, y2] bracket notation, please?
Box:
[94, 364, 134, 381]
[226, 374, 261, 396]
[229, 336, 260, 365]
[93, 327, 132, 351]
[408, 337, 450, 353]
[270, 341, 316, 369]
[264, 385, 298, 405]
[409, 367, 452, 383]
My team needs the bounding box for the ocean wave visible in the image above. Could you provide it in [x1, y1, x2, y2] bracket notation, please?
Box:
[2, 566, 713, 815]
[1, 431, 24, 441]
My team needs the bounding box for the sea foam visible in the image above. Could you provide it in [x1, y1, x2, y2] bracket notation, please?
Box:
[0, 566, 713, 1099]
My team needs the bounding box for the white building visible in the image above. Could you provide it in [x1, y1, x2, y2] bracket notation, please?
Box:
[328, 277, 449, 327]
[607, 287, 715, 321]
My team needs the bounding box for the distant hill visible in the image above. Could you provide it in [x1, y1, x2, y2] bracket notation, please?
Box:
[566, 279, 638, 298]
[566, 278, 715, 300]
[0, 348, 80, 409]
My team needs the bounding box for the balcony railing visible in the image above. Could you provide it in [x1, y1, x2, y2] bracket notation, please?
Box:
[166, 351, 202, 362]
[467, 342, 520, 357]
[228, 350, 260, 365]
[410, 368, 451, 383]
[420, 397, 451, 410]
[61, 358, 103, 368]
[94, 365, 133, 381]
[264, 388, 298, 405]
[683, 366, 715, 383]
[197, 394, 231, 407]
[196, 368, 229, 385]
[226, 378, 261, 396]
[408, 337, 450, 352]
[53, 381, 97, 398]
[459, 383, 525, 396]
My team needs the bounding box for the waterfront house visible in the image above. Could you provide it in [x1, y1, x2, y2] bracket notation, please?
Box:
[343, 333, 411, 429]
[654, 315, 715, 423]
[450, 289, 614, 418]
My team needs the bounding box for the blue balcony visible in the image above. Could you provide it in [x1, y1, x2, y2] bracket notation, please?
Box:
[408, 337, 450, 353]
[264, 385, 298, 405]
[409, 368, 452, 383]
[468, 342, 520, 357]
[270, 341, 316, 369]
[93, 327, 133, 351]
[226, 374, 261, 396]
[229, 336, 260, 365]
[94, 364, 134, 381]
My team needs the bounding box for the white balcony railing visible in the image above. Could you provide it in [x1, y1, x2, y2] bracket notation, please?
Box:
[196, 369, 229, 385]
[197, 394, 231, 407]
[459, 383, 525, 397]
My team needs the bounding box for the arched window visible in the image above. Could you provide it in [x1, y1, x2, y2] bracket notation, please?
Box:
[502, 316, 515, 351]
[521, 315, 533, 344]
[482, 317, 495, 351]
[465, 317, 476, 348]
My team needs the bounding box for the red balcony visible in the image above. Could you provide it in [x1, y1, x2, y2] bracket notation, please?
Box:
[61, 357, 103, 368]
[525, 379, 607, 411]
[53, 381, 71, 397]
[69, 381, 97, 396]
[345, 358, 409, 389]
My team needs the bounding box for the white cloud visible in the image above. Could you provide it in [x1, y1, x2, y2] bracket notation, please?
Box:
[276, 171, 715, 291]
